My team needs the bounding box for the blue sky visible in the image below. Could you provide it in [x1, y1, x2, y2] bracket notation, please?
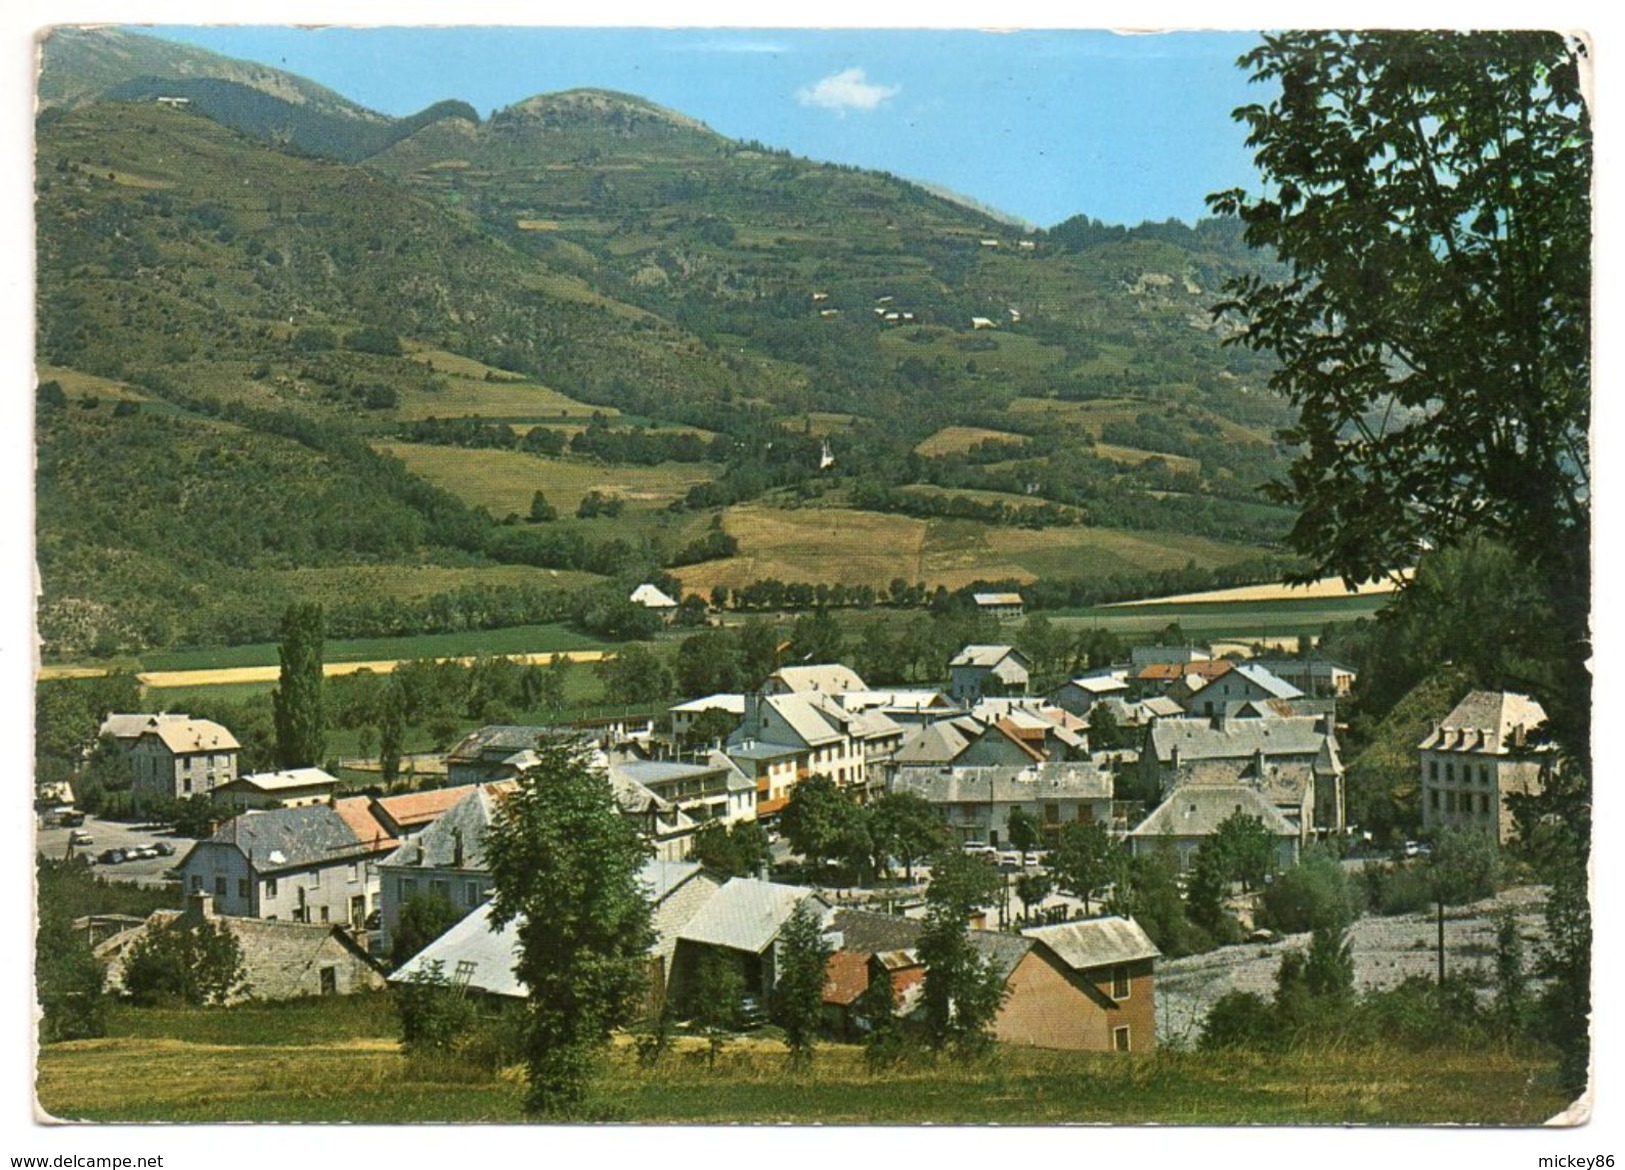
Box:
[135, 26, 1266, 228]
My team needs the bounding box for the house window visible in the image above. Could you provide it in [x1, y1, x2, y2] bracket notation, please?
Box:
[238, 879, 250, 900]
[349, 863, 359, 882]
[319, 966, 337, 996]
[320, 906, 330, 923]
[213, 876, 226, 897]
[266, 878, 278, 899]
[1430, 789, 1440, 811]
[1480, 766, 1490, 786]
[1045, 803, 1060, 824]
[1112, 965, 1131, 1000]
[1445, 763, 1454, 783]
[401, 878, 417, 901]
[1114, 1026, 1131, 1053]
[190, 876, 203, 893]
[1480, 793, 1491, 814]
[1429, 759, 1439, 781]
[465, 881, 481, 908]
[1445, 791, 1456, 814]
[431, 879, 450, 902]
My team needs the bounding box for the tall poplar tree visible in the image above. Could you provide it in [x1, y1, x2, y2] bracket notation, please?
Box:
[272, 602, 326, 769]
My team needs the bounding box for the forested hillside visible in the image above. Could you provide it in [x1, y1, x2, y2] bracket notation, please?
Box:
[35, 28, 1304, 660]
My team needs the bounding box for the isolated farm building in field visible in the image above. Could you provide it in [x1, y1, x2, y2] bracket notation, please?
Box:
[972, 592, 1025, 619]
[629, 582, 679, 620]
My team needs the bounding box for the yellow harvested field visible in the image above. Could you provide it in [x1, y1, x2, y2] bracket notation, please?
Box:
[1109, 570, 1413, 607]
[123, 650, 607, 690]
[1092, 442, 1200, 475]
[516, 219, 562, 230]
[375, 443, 718, 515]
[673, 504, 1261, 594]
[914, 425, 1028, 457]
[674, 505, 931, 593]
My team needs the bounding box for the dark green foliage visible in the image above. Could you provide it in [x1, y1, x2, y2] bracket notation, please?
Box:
[1207, 810, 1277, 891]
[1105, 851, 1211, 957]
[575, 490, 624, 519]
[483, 738, 654, 1116]
[393, 960, 479, 1054]
[922, 849, 1003, 919]
[390, 892, 465, 967]
[1086, 703, 1125, 750]
[1491, 908, 1530, 1038]
[682, 950, 746, 1069]
[1537, 852, 1591, 1099]
[169, 793, 220, 838]
[1428, 827, 1500, 905]
[916, 902, 1008, 1060]
[676, 629, 745, 697]
[271, 602, 325, 769]
[36, 858, 108, 1043]
[1183, 843, 1234, 938]
[781, 775, 871, 875]
[1198, 991, 1276, 1051]
[528, 490, 557, 523]
[573, 588, 663, 641]
[378, 680, 405, 784]
[867, 792, 947, 881]
[683, 706, 740, 749]
[1303, 925, 1354, 1001]
[122, 917, 247, 1007]
[788, 609, 844, 665]
[773, 899, 835, 1067]
[1014, 871, 1054, 923]
[35, 674, 141, 788]
[859, 964, 909, 1072]
[1260, 846, 1360, 934]
[1003, 807, 1041, 859]
[593, 644, 672, 706]
[1050, 820, 1118, 914]
[688, 820, 771, 879]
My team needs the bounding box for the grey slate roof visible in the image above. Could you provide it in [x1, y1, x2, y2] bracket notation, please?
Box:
[203, 805, 371, 873]
[1418, 690, 1550, 754]
[1129, 785, 1298, 839]
[391, 859, 711, 999]
[445, 725, 550, 763]
[1149, 716, 1334, 764]
[893, 720, 977, 766]
[1230, 663, 1305, 700]
[675, 878, 830, 955]
[892, 762, 1113, 805]
[379, 786, 499, 871]
[950, 644, 1025, 669]
[766, 664, 866, 695]
[1021, 916, 1160, 970]
[828, 907, 1032, 979]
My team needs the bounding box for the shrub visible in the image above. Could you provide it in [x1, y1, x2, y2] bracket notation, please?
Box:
[393, 960, 479, 1054]
[1261, 847, 1360, 933]
[1199, 990, 1279, 1050]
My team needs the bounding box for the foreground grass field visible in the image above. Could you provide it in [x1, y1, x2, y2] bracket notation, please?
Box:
[36, 998, 1570, 1125]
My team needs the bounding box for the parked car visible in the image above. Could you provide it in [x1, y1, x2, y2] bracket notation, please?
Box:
[961, 843, 998, 862]
[60, 811, 86, 828]
[96, 848, 126, 865]
[69, 830, 94, 847]
[152, 842, 177, 857]
[997, 850, 1025, 870]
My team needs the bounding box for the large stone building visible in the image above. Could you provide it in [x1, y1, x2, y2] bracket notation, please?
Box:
[1418, 690, 1553, 843]
[125, 715, 239, 811]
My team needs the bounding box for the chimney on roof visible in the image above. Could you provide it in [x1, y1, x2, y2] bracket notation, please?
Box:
[188, 891, 216, 921]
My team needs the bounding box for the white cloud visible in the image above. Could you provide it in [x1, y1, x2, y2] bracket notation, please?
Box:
[796, 67, 900, 113]
[680, 39, 788, 54]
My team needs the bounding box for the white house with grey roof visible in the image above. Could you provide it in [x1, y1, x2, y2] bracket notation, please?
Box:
[609, 754, 756, 827]
[669, 878, 834, 1002]
[377, 786, 504, 956]
[1142, 714, 1345, 836]
[1128, 785, 1301, 872]
[210, 767, 340, 812]
[393, 861, 726, 1012]
[1182, 663, 1304, 718]
[126, 715, 239, 811]
[1419, 690, 1553, 843]
[948, 645, 1031, 705]
[728, 691, 897, 798]
[891, 761, 1114, 848]
[178, 804, 384, 929]
[668, 693, 746, 741]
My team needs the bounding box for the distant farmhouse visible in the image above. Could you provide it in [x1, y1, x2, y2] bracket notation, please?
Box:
[972, 592, 1024, 620]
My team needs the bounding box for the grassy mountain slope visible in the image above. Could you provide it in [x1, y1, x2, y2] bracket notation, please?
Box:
[36, 36, 1305, 659]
